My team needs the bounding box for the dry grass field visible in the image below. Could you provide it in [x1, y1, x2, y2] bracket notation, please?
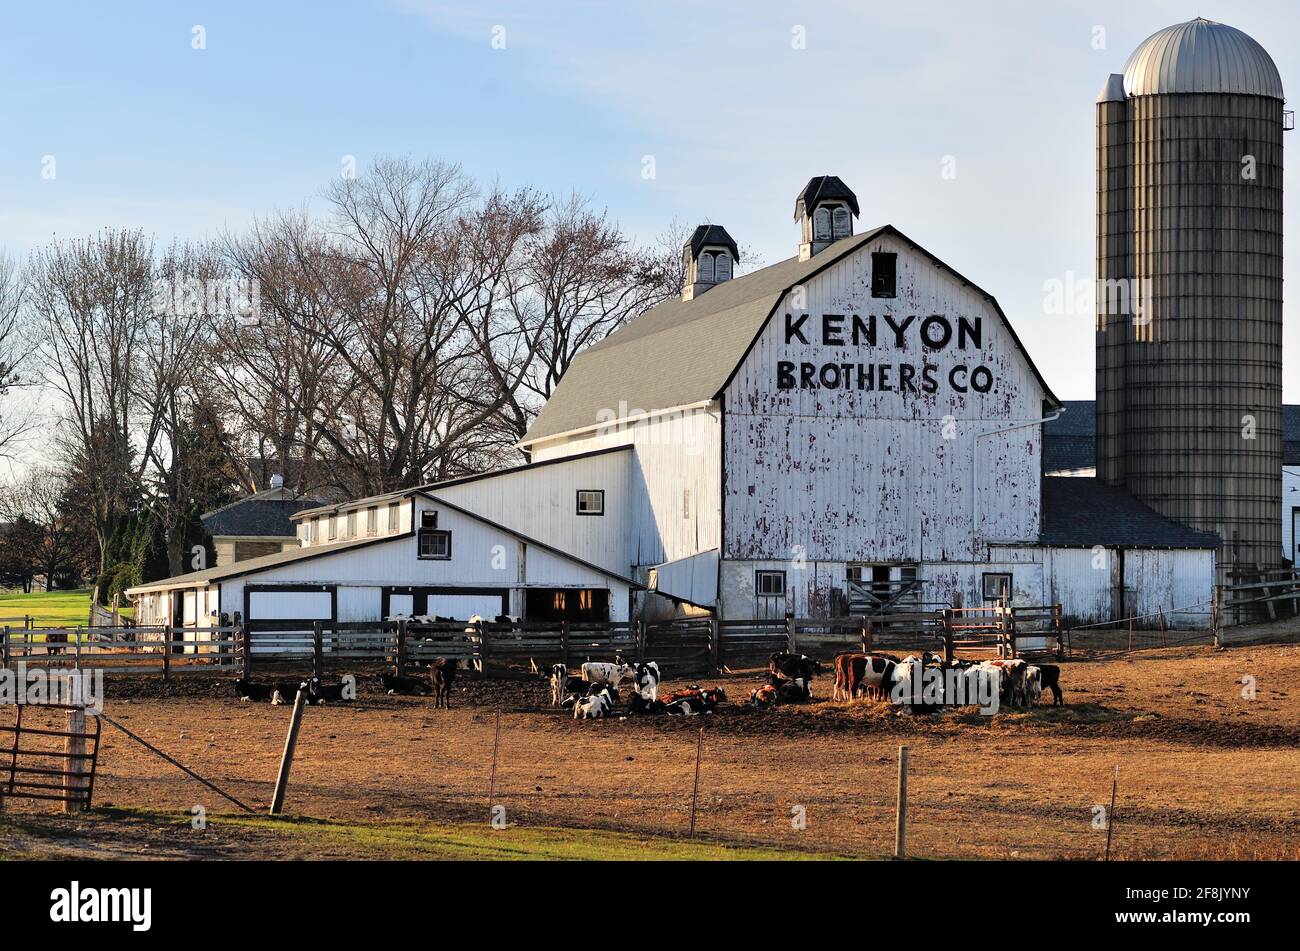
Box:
[4, 641, 1300, 860]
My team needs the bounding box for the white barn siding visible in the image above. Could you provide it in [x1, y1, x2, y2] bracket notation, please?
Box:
[529, 407, 722, 573]
[1284, 467, 1300, 562]
[723, 234, 1046, 563]
[432, 450, 636, 579]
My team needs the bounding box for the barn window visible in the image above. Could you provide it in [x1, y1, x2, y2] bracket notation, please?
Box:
[576, 490, 604, 516]
[813, 206, 832, 241]
[307, 517, 318, 543]
[714, 252, 732, 282]
[420, 510, 438, 529]
[832, 205, 851, 239]
[982, 573, 1012, 604]
[872, 252, 897, 298]
[346, 510, 357, 539]
[756, 570, 786, 597]
[698, 252, 714, 283]
[388, 501, 401, 532]
[418, 529, 452, 560]
[366, 506, 378, 536]
[327, 515, 338, 541]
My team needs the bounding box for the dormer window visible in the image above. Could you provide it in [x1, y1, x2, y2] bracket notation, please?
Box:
[681, 225, 740, 301]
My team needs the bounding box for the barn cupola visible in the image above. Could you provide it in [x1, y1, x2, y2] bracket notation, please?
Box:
[681, 224, 740, 301]
[794, 175, 859, 260]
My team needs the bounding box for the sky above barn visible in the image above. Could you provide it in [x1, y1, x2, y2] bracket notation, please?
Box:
[0, 0, 1296, 444]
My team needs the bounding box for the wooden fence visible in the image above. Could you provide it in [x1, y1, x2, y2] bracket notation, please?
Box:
[0, 702, 102, 812]
[0, 625, 239, 676]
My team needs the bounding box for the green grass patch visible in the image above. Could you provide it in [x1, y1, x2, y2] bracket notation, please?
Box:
[90, 807, 854, 861]
[0, 589, 133, 628]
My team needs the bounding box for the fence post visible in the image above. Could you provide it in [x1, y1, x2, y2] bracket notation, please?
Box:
[240, 623, 252, 678]
[785, 615, 797, 654]
[709, 617, 720, 672]
[860, 615, 870, 653]
[895, 744, 909, 859]
[560, 620, 570, 668]
[74, 626, 82, 671]
[162, 626, 172, 681]
[0, 625, 8, 671]
[689, 726, 704, 836]
[477, 618, 489, 674]
[941, 610, 954, 664]
[65, 683, 87, 815]
[1211, 589, 1221, 649]
[637, 619, 647, 666]
[312, 621, 324, 681]
[396, 618, 408, 676]
[269, 689, 308, 816]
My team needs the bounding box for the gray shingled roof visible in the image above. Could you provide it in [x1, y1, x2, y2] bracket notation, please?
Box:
[794, 175, 860, 218]
[687, 224, 740, 262]
[1041, 477, 1219, 548]
[521, 225, 1060, 445]
[202, 490, 318, 538]
[1044, 400, 1300, 469]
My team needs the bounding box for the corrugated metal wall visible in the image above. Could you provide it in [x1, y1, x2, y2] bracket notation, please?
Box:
[1096, 91, 1284, 578]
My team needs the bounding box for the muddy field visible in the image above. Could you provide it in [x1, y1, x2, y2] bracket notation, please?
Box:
[4, 643, 1300, 860]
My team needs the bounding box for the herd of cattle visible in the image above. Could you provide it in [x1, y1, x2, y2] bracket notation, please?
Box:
[230, 646, 1064, 718]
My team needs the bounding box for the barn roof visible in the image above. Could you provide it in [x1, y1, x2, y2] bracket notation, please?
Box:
[1044, 401, 1300, 470]
[128, 488, 642, 596]
[793, 175, 860, 219]
[202, 487, 318, 538]
[521, 225, 1061, 446]
[1040, 477, 1219, 549]
[686, 224, 739, 262]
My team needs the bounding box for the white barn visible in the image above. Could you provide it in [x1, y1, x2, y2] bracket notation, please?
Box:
[129, 175, 1219, 629]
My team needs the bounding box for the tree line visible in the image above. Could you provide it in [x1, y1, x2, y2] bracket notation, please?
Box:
[0, 157, 696, 601]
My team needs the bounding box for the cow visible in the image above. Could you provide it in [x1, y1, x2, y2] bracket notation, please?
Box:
[234, 678, 279, 702]
[663, 685, 727, 713]
[573, 685, 616, 719]
[431, 657, 458, 708]
[833, 652, 867, 701]
[768, 652, 821, 697]
[632, 661, 662, 701]
[626, 694, 666, 715]
[304, 677, 353, 704]
[580, 661, 635, 691]
[837, 653, 899, 701]
[990, 658, 1029, 706]
[547, 664, 587, 707]
[45, 630, 69, 657]
[1024, 665, 1043, 707]
[1036, 664, 1064, 706]
[750, 684, 778, 708]
[380, 671, 431, 696]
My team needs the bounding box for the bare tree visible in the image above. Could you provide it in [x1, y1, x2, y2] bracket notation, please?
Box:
[0, 251, 35, 456]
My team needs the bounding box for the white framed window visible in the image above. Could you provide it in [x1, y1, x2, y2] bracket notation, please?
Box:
[327, 515, 338, 541]
[756, 570, 786, 597]
[307, 518, 318, 543]
[367, 506, 378, 536]
[576, 490, 604, 516]
[982, 573, 1012, 604]
[418, 529, 451, 560]
[388, 500, 401, 532]
[345, 510, 357, 539]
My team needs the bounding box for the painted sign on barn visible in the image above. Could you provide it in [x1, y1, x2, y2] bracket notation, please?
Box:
[723, 234, 1048, 563]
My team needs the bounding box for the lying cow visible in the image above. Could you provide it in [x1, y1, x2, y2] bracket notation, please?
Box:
[573, 685, 616, 719]
[626, 694, 666, 715]
[769, 652, 821, 697]
[304, 677, 353, 705]
[380, 671, 432, 696]
[663, 685, 727, 715]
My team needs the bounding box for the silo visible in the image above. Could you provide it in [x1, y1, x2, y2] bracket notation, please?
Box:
[1096, 18, 1287, 586]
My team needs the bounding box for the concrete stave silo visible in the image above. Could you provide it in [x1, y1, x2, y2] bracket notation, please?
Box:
[1096, 17, 1286, 585]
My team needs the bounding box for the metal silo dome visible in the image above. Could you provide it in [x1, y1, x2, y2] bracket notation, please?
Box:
[1122, 18, 1284, 99]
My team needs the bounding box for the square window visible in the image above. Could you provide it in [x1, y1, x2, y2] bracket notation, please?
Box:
[871, 251, 897, 298]
[576, 490, 604, 516]
[982, 573, 1012, 603]
[420, 510, 438, 530]
[418, 529, 451, 560]
[756, 570, 786, 597]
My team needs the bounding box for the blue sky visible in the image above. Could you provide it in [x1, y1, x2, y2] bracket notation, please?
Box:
[1, 0, 1297, 404]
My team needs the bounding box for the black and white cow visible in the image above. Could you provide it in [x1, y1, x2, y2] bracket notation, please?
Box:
[632, 661, 662, 702]
[380, 671, 431, 696]
[768, 652, 821, 697]
[548, 664, 587, 707]
[581, 661, 635, 691]
[573, 685, 616, 719]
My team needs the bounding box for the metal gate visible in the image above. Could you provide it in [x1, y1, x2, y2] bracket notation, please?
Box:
[0, 703, 102, 810]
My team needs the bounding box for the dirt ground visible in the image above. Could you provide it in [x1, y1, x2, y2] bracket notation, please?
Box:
[4, 643, 1300, 860]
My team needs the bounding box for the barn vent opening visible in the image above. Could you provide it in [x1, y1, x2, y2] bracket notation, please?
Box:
[681, 224, 740, 301]
[794, 175, 859, 260]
